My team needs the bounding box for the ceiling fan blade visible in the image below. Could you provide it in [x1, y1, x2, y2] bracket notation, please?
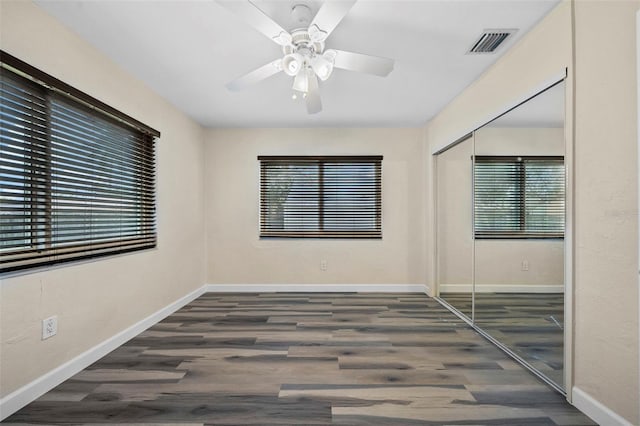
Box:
[306, 71, 322, 114]
[331, 49, 394, 77]
[226, 59, 282, 91]
[309, 0, 357, 40]
[216, 1, 292, 46]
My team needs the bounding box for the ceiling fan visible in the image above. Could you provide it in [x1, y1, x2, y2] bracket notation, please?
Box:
[216, 0, 395, 114]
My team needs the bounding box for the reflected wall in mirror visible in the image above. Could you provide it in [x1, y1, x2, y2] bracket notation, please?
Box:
[473, 81, 566, 390]
[436, 135, 473, 319]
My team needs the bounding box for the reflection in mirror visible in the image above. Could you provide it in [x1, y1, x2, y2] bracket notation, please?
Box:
[473, 81, 566, 390]
[436, 135, 473, 319]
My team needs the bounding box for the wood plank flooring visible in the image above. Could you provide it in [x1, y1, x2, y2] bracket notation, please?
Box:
[3, 293, 595, 425]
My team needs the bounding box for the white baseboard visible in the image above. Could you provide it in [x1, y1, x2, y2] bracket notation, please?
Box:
[572, 387, 634, 426]
[439, 284, 564, 293]
[0, 285, 206, 421]
[205, 283, 429, 293]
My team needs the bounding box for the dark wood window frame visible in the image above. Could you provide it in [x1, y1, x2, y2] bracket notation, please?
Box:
[474, 155, 565, 239]
[259, 155, 382, 239]
[1, 51, 160, 274]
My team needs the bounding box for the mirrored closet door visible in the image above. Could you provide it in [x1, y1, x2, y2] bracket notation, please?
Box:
[436, 80, 567, 392]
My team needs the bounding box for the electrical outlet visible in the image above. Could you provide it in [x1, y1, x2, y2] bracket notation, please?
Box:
[42, 315, 57, 340]
[320, 260, 328, 271]
[521, 260, 529, 271]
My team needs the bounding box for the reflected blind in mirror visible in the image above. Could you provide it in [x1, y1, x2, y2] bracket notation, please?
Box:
[474, 156, 564, 238]
[259, 156, 382, 238]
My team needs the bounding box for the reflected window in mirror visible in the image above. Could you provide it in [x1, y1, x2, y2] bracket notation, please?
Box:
[474, 156, 565, 239]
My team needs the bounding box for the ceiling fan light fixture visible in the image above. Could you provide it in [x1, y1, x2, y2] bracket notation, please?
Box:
[292, 67, 310, 92]
[311, 54, 333, 81]
[282, 53, 304, 76]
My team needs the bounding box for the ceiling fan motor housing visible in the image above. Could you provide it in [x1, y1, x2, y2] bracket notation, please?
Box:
[281, 28, 326, 78]
[288, 29, 324, 54]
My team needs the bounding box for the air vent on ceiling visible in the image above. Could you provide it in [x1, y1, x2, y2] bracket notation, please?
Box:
[468, 29, 517, 54]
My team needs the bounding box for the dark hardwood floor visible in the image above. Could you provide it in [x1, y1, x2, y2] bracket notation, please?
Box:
[3, 293, 594, 425]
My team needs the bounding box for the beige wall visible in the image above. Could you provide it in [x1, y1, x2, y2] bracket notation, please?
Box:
[474, 240, 564, 288]
[475, 127, 564, 156]
[205, 128, 426, 285]
[427, 1, 639, 422]
[0, 1, 206, 398]
[572, 1, 639, 422]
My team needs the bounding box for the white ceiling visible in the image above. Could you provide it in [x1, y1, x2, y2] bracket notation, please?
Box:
[34, 0, 560, 128]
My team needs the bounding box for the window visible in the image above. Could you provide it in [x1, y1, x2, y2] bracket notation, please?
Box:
[474, 156, 564, 238]
[1, 52, 159, 273]
[259, 156, 382, 238]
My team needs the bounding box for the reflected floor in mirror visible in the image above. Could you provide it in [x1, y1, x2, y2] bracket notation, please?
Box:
[475, 293, 564, 387]
[4, 293, 590, 425]
[439, 292, 564, 388]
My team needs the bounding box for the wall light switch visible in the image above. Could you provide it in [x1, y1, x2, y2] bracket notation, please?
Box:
[521, 260, 529, 271]
[320, 260, 328, 271]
